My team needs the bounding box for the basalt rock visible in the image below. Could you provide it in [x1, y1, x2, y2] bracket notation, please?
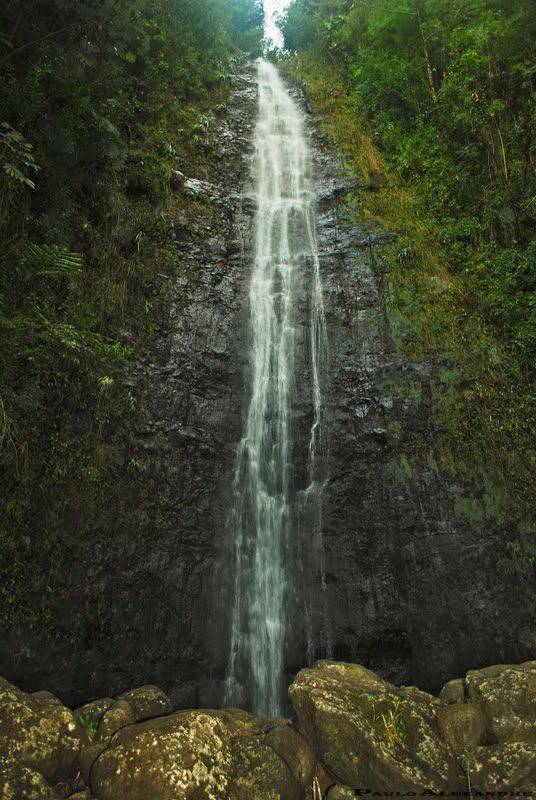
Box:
[288, 659, 536, 796]
[325, 787, 357, 800]
[93, 699, 136, 742]
[435, 703, 487, 753]
[464, 661, 536, 744]
[0, 677, 85, 784]
[464, 742, 536, 792]
[0, 756, 61, 800]
[89, 708, 310, 800]
[117, 685, 172, 722]
[286, 77, 532, 694]
[73, 698, 115, 728]
[289, 660, 460, 793]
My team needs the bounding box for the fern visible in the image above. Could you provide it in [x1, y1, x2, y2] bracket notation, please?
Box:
[16, 243, 82, 279]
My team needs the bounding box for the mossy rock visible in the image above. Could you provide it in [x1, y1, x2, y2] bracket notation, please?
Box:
[117, 685, 172, 722]
[289, 660, 461, 793]
[264, 724, 315, 788]
[438, 678, 464, 705]
[0, 756, 60, 800]
[0, 677, 85, 784]
[436, 703, 486, 753]
[464, 742, 536, 791]
[90, 711, 233, 800]
[228, 735, 302, 800]
[465, 661, 536, 744]
[73, 698, 114, 729]
[94, 699, 136, 742]
[326, 786, 357, 799]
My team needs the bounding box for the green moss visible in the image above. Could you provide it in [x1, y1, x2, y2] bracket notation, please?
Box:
[426, 451, 438, 473]
[387, 454, 413, 484]
[453, 496, 485, 527]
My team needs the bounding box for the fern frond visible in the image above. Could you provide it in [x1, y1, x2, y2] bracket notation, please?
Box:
[17, 243, 83, 279]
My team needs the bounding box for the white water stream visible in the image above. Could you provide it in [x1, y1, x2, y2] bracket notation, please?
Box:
[224, 59, 328, 716]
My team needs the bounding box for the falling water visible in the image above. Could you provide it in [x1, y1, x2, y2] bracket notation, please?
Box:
[224, 59, 328, 716]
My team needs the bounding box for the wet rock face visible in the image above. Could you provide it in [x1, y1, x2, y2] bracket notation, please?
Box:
[0, 60, 532, 709]
[295, 90, 533, 691]
[0, 63, 259, 707]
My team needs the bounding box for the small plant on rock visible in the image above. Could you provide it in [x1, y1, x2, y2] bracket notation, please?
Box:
[79, 714, 98, 742]
[371, 696, 407, 749]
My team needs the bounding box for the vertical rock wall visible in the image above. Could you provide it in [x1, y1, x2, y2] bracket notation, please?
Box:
[0, 62, 532, 708]
[301, 92, 533, 691]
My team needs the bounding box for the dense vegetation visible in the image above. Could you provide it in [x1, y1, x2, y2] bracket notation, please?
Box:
[0, 0, 263, 628]
[280, 0, 535, 588]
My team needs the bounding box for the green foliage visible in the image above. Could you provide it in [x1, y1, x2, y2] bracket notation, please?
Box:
[78, 713, 98, 741]
[370, 696, 407, 749]
[280, 0, 535, 591]
[0, 0, 263, 630]
[16, 243, 82, 279]
[281, 0, 536, 367]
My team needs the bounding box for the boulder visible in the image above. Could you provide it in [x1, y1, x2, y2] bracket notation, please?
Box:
[0, 756, 60, 800]
[89, 707, 310, 800]
[436, 703, 486, 753]
[212, 708, 288, 737]
[30, 692, 62, 705]
[0, 677, 84, 784]
[90, 711, 233, 800]
[465, 661, 536, 743]
[170, 169, 186, 190]
[228, 735, 302, 800]
[117, 685, 172, 722]
[79, 741, 108, 786]
[73, 698, 114, 729]
[325, 787, 357, 799]
[93, 700, 135, 742]
[438, 679, 464, 705]
[264, 724, 315, 788]
[464, 742, 536, 791]
[289, 661, 460, 793]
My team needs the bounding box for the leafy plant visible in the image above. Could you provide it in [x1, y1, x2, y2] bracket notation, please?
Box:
[371, 696, 407, 749]
[78, 713, 98, 741]
[15, 243, 82, 280]
[0, 123, 39, 189]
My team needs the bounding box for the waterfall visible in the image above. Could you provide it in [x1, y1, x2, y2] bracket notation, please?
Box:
[224, 59, 328, 716]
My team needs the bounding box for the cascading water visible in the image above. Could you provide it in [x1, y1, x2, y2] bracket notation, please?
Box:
[224, 59, 329, 716]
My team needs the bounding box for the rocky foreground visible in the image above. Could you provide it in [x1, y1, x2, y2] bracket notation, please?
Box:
[0, 660, 534, 799]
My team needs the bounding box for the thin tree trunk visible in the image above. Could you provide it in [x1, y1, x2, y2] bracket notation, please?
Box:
[416, 3, 438, 103]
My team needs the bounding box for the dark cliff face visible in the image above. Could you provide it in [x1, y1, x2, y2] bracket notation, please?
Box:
[0, 62, 532, 707]
[0, 63, 259, 707]
[300, 98, 533, 691]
